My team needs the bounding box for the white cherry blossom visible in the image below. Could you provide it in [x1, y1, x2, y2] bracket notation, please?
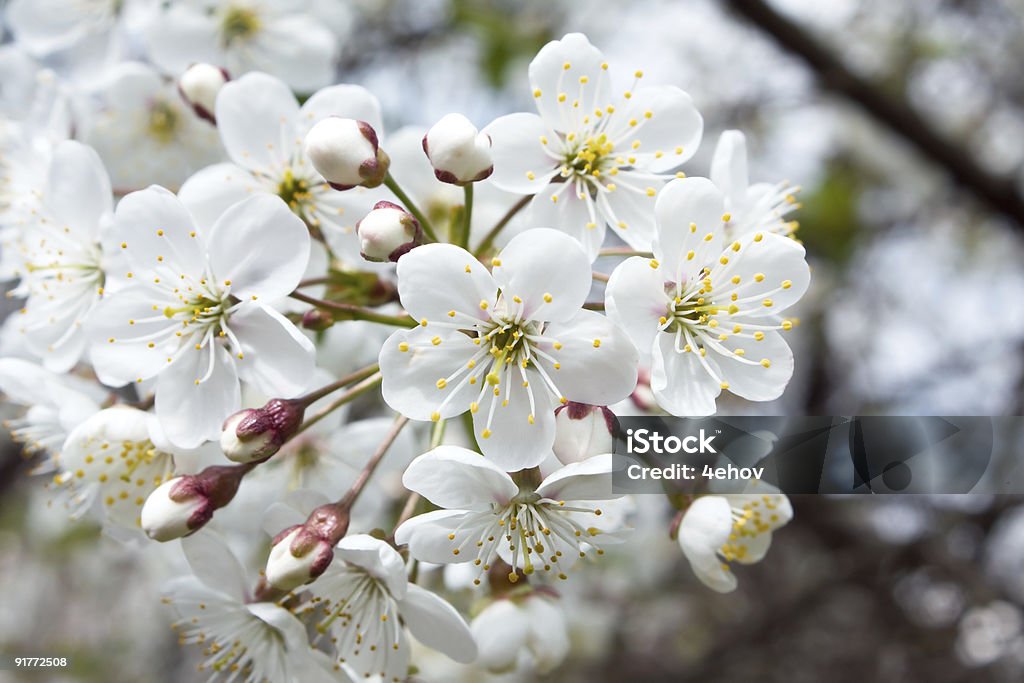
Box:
[379, 228, 638, 470]
[395, 447, 627, 583]
[486, 32, 703, 259]
[677, 489, 793, 593]
[606, 177, 810, 416]
[87, 188, 315, 448]
[290, 534, 477, 681]
[711, 130, 799, 239]
[471, 592, 570, 674]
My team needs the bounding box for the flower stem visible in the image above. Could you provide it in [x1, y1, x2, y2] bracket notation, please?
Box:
[457, 184, 474, 249]
[339, 414, 410, 509]
[297, 363, 380, 406]
[383, 173, 439, 243]
[289, 291, 416, 327]
[598, 247, 654, 258]
[474, 193, 532, 257]
[583, 301, 606, 311]
[592, 271, 610, 283]
[295, 373, 383, 436]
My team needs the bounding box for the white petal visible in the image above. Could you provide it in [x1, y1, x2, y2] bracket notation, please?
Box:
[536, 454, 617, 501]
[177, 163, 256, 229]
[379, 327, 480, 421]
[398, 584, 477, 663]
[651, 332, 721, 416]
[215, 72, 298, 173]
[540, 309, 639, 405]
[181, 530, 249, 602]
[473, 374, 554, 471]
[472, 600, 528, 673]
[155, 344, 240, 448]
[484, 113, 557, 194]
[228, 304, 315, 398]
[147, 5, 220, 76]
[714, 330, 794, 402]
[207, 194, 310, 300]
[491, 228, 590, 322]
[402, 446, 517, 510]
[396, 510, 481, 565]
[113, 186, 204, 278]
[677, 495, 737, 593]
[714, 232, 809, 316]
[528, 33, 609, 130]
[606, 256, 668, 358]
[87, 288, 181, 387]
[297, 83, 382, 140]
[614, 86, 703, 172]
[249, 14, 337, 93]
[528, 185, 606, 262]
[652, 177, 726, 270]
[711, 130, 749, 205]
[524, 597, 570, 674]
[334, 534, 408, 599]
[396, 242, 496, 323]
[47, 140, 111, 241]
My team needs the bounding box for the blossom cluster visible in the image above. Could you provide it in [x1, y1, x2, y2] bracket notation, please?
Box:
[0, 7, 807, 680]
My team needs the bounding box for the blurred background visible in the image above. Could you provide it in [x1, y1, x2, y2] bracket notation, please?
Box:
[2, 0, 1024, 681]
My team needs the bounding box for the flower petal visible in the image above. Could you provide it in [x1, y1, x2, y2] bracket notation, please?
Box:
[228, 304, 315, 398]
[539, 309, 639, 405]
[215, 72, 298, 173]
[379, 327, 480, 421]
[47, 141, 111, 241]
[249, 14, 337, 93]
[113, 186, 204, 278]
[207, 194, 310, 301]
[677, 495, 737, 593]
[714, 330, 794, 402]
[606, 255, 668, 359]
[484, 113, 558, 195]
[650, 332, 721, 416]
[528, 33, 609, 131]
[396, 242, 496, 323]
[181, 530, 249, 602]
[652, 177, 726, 270]
[528, 185, 606, 262]
[87, 288, 182, 387]
[491, 228, 590, 322]
[711, 130, 749, 206]
[472, 600, 528, 673]
[473, 375, 554, 471]
[614, 86, 703, 172]
[402, 446, 517, 510]
[177, 163, 256, 229]
[599, 183, 659, 251]
[335, 534, 408, 599]
[398, 583, 477, 663]
[536, 453, 616, 501]
[296, 83, 382, 140]
[713, 232, 809, 317]
[155, 344, 240, 448]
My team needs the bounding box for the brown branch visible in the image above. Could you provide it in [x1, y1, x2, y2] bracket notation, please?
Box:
[723, 0, 1024, 227]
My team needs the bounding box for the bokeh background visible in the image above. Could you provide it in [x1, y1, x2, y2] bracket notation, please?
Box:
[2, 0, 1024, 681]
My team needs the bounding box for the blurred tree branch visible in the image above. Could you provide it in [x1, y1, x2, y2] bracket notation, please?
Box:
[723, 0, 1024, 229]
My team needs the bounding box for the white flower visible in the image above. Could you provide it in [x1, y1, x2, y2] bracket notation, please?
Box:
[265, 526, 335, 592]
[305, 116, 390, 190]
[177, 62, 229, 123]
[85, 62, 223, 192]
[8, 140, 111, 371]
[147, 0, 338, 92]
[423, 113, 494, 185]
[606, 177, 810, 416]
[356, 200, 422, 262]
[395, 447, 627, 582]
[485, 32, 703, 259]
[552, 402, 617, 465]
[379, 228, 637, 470]
[87, 188, 315, 448]
[57, 406, 192, 531]
[0, 358, 102, 467]
[472, 592, 569, 674]
[164, 532, 342, 683]
[711, 130, 799, 239]
[4, 0, 148, 60]
[178, 72, 385, 265]
[677, 489, 793, 593]
[290, 534, 477, 681]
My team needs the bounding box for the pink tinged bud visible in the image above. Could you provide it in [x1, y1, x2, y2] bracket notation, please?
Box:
[356, 200, 423, 262]
[305, 117, 390, 190]
[177, 63, 229, 124]
[220, 398, 305, 464]
[265, 503, 350, 591]
[423, 113, 494, 185]
[552, 402, 618, 465]
[301, 308, 334, 331]
[140, 464, 250, 541]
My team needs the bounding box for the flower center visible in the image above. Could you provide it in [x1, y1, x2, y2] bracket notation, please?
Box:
[147, 100, 180, 144]
[277, 167, 312, 213]
[566, 133, 615, 179]
[220, 5, 261, 46]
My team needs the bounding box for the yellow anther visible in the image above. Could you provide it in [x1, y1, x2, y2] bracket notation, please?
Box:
[781, 280, 792, 289]
[762, 298, 774, 308]
[436, 379, 447, 389]
[543, 293, 553, 303]
[649, 259, 659, 269]
[431, 411, 441, 422]
[754, 331, 765, 341]
[481, 429, 492, 439]
[760, 359, 772, 368]
[592, 339, 601, 348]
[754, 273, 765, 282]
[431, 336, 442, 345]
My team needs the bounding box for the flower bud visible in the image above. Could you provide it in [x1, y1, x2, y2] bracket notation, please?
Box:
[140, 464, 251, 541]
[552, 402, 618, 465]
[423, 113, 493, 185]
[356, 200, 422, 262]
[220, 398, 305, 464]
[305, 117, 390, 190]
[301, 308, 335, 331]
[177, 63, 229, 124]
[265, 502, 350, 591]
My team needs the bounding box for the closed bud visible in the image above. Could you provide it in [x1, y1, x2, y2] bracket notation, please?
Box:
[552, 402, 618, 465]
[265, 502, 350, 591]
[140, 464, 251, 541]
[423, 113, 493, 185]
[301, 308, 335, 331]
[305, 117, 390, 190]
[356, 200, 422, 262]
[178, 63, 229, 124]
[220, 398, 305, 463]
